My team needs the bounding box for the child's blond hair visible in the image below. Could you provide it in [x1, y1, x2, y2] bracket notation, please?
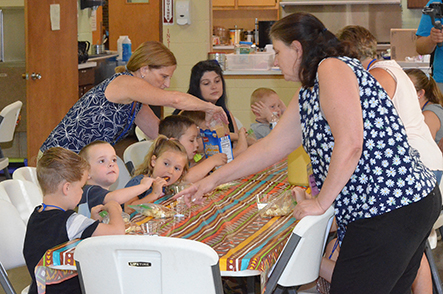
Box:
[37, 147, 90, 195]
[134, 135, 189, 179]
[250, 88, 278, 105]
[79, 140, 111, 162]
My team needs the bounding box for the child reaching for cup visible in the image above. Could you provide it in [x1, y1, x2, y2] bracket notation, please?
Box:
[124, 135, 189, 212]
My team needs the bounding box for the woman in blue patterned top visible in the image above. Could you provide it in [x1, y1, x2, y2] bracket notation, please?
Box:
[176, 13, 441, 293]
[40, 41, 227, 154]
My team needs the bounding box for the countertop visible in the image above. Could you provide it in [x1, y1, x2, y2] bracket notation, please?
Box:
[223, 69, 282, 76]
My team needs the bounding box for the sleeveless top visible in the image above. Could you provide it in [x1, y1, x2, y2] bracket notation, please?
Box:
[370, 60, 443, 171]
[40, 72, 142, 153]
[299, 56, 436, 242]
[423, 103, 443, 144]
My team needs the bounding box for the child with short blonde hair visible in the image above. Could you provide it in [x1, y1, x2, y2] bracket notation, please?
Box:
[125, 135, 188, 209]
[250, 88, 285, 140]
[24, 147, 125, 294]
[159, 114, 227, 183]
[78, 140, 154, 217]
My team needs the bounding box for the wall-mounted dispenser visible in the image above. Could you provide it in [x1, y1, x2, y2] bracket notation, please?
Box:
[176, 0, 190, 25]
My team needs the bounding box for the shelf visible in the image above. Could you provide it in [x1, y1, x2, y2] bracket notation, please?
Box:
[280, 0, 400, 7]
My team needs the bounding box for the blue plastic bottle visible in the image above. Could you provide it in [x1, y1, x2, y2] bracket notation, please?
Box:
[122, 36, 132, 62]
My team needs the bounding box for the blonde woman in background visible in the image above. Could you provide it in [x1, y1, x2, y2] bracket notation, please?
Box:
[405, 68, 443, 147]
[40, 41, 227, 155]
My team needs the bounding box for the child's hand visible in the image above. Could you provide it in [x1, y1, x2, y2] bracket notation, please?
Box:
[251, 101, 273, 123]
[140, 176, 155, 190]
[210, 152, 228, 167]
[152, 177, 167, 199]
[91, 204, 105, 221]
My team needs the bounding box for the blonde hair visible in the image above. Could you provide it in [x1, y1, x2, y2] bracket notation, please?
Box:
[115, 41, 177, 73]
[134, 135, 188, 180]
[336, 25, 377, 61]
[250, 88, 277, 105]
[405, 69, 443, 106]
[79, 140, 111, 162]
[37, 147, 89, 195]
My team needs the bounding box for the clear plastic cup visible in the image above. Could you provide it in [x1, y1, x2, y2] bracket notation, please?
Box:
[141, 220, 158, 236]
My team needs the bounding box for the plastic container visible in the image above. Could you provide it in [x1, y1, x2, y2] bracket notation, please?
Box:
[287, 146, 311, 186]
[259, 190, 297, 218]
[122, 36, 132, 62]
[235, 41, 254, 54]
[225, 52, 274, 71]
[117, 35, 127, 60]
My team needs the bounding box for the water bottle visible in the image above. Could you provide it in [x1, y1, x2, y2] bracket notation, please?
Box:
[122, 36, 132, 62]
[117, 36, 127, 60]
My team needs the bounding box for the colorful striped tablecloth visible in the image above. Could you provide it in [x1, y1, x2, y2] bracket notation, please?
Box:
[36, 160, 300, 293]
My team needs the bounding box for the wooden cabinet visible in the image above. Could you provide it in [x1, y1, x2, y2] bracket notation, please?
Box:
[238, 0, 276, 7]
[407, 0, 429, 9]
[78, 67, 95, 98]
[213, 0, 235, 7]
[213, 0, 276, 8]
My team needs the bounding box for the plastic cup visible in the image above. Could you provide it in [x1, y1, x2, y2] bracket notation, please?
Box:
[141, 221, 158, 236]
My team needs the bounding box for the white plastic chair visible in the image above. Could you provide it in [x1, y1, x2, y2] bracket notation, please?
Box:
[135, 126, 149, 141]
[0, 199, 30, 294]
[12, 167, 40, 189]
[108, 156, 132, 191]
[0, 179, 43, 224]
[123, 140, 153, 175]
[74, 235, 224, 294]
[264, 206, 335, 294]
[0, 101, 23, 179]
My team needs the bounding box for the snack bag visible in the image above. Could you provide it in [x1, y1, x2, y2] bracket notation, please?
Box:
[259, 190, 297, 218]
[128, 203, 175, 219]
[200, 119, 233, 163]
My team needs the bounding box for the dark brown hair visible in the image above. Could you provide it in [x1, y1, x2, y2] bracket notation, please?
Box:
[270, 12, 356, 87]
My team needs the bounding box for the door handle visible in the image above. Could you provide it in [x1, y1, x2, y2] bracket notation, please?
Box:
[22, 73, 42, 80]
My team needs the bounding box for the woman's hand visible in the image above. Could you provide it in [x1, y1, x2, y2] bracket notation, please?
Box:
[292, 187, 325, 219]
[173, 175, 218, 206]
[205, 105, 229, 127]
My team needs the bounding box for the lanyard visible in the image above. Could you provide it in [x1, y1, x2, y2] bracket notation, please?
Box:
[366, 58, 377, 71]
[41, 203, 66, 212]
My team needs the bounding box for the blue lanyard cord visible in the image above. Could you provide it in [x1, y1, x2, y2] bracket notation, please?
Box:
[113, 102, 137, 146]
[366, 58, 377, 71]
[422, 100, 430, 111]
[328, 238, 339, 259]
[41, 203, 66, 212]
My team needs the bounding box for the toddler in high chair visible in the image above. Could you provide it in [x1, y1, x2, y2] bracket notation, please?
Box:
[124, 135, 189, 213]
[250, 88, 286, 140]
[23, 147, 125, 294]
[77, 140, 154, 217]
[159, 114, 227, 183]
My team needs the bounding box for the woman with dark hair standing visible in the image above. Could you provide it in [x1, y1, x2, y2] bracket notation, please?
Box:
[40, 42, 227, 155]
[176, 13, 440, 293]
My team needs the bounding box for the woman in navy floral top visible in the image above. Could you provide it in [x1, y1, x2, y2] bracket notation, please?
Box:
[176, 13, 441, 293]
[40, 41, 227, 154]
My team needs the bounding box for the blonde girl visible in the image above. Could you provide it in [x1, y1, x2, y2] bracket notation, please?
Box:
[124, 135, 188, 209]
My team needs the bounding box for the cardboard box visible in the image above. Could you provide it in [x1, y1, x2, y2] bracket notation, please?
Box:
[200, 126, 233, 163]
[390, 29, 419, 61]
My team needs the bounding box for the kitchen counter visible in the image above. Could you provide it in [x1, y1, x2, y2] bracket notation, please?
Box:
[223, 69, 282, 76]
[78, 62, 97, 70]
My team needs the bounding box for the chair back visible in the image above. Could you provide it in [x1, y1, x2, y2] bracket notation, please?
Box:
[74, 235, 223, 294]
[109, 156, 131, 191]
[135, 126, 149, 141]
[264, 206, 335, 293]
[12, 167, 40, 188]
[123, 140, 153, 175]
[0, 199, 26, 270]
[0, 101, 23, 144]
[0, 180, 42, 224]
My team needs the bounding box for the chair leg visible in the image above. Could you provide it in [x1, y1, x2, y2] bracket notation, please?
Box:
[0, 147, 11, 179]
[0, 262, 17, 294]
[273, 285, 300, 294]
[425, 240, 443, 294]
